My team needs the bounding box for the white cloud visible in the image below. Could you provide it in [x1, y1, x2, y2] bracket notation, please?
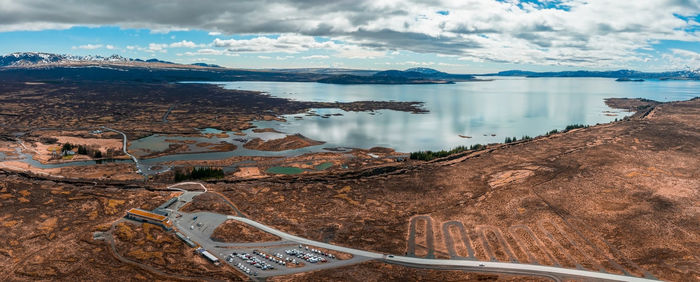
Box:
[4, 1, 700, 68]
[213, 34, 336, 53]
[169, 40, 201, 48]
[105, 44, 115, 50]
[662, 48, 700, 69]
[301, 55, 329, 59]
[73, 44, 103, 50]
[179, 48, 239, 56]
[276, 55, 294, 60]
[257, 55, 272, 59]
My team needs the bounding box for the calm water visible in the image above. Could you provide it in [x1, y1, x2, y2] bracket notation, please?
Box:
[216, 77, 699, 152]
[4, 78, 697, 173]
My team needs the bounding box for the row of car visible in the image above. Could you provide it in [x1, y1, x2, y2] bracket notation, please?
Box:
[297, 244, 336, 259]
[228, 252, 275, 271]
[285, 248, 328, 263]
[253, 250, 287, 266]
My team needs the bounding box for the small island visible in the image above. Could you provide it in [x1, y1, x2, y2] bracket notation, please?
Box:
[615, 78, 645, 82]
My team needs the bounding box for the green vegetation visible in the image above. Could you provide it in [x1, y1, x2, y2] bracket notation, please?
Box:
[547, 129, 559, 135]
[410, 144, 484, 161]
[314, 162, 334, 170]
[61, 143, 74, 152]
[174, 167, 224, 181]
[93, 150, 102, 158]
[266, 166, 306, 175]
[565, 124, 588, 131]
[77, 145, 88, 155]
[505, 135, 533, 143]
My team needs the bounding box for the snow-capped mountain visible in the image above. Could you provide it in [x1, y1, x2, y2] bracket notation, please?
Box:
[0, 52, 134, 67]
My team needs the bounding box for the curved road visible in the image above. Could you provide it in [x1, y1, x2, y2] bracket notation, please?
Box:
[226, 216, 656, 282]
[101, 126, 142, 174]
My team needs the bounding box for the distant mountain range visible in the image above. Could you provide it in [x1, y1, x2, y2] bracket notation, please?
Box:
[487, 69, 700, 80]
[1, 52, 698, 82]
[0, 52, 190, 68]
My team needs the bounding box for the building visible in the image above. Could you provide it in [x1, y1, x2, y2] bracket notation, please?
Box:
[152, 197, 178, 216]
[124, 208, 173, 231]
[196, 247, 220, 266]
[175, 232, 197, 248]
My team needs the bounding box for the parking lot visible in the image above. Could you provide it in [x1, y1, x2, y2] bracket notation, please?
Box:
[219, 244, 345, 277]
[168, 196, 370, 279]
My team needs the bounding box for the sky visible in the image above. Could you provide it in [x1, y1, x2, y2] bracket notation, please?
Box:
[1, 0, 699, 73]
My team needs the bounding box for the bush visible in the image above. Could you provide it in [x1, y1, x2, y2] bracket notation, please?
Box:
[61, 143, 73, 152]
[40, 137, 58, 144]
[174, 167, 224, 181]
[410, 144, 484, 161]
[564, 124, 587, 131]
[547, 129, 559, 135]
[77, 145, 88, 155]
[93, 150, 102, 158]
[520, 135, 532, 141]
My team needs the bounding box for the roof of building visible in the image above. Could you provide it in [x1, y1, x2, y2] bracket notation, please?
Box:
[127, 208, 167, 221]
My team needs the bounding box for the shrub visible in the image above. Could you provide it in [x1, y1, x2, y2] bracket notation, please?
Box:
[61, 143, 73, 152]
[564, 124, 587, 131]
[410, 144, 484, 161]
[174, 167, 224, 181]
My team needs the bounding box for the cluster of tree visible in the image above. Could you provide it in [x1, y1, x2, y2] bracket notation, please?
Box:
[564, 124, 588, 131]
[58, 143, 104, 159]
[504, 135, 533, 143]
[410, 144, 485, 161]
[174, 167, 224, 181]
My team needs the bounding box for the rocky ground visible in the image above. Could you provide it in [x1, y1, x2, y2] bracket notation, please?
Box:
[243, 134, 325, 151]
[0, 81, 425, 138]
[213, 98, 699, 281]
[211, 220, 281, 243]
[0, 98, 697, 281]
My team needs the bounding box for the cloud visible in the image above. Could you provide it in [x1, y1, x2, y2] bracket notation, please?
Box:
[169, 40, 201, 48]
[3, 1, 700, 67]
[662, 48, 700, 69]
[257, 55, 272, 59]
[179, 48, 239, 56]
[73, 44, 104, 50]
[213, 34, 335, 53]
[301, 55, 329, 59]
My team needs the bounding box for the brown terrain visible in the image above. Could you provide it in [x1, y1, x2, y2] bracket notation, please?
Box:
[213, 98, 699, 281]
[211, 220, 282, 243]
[243, 134, 325, 151]
[0, 81, 425, 139]
[112, 221, 245, 280]
[270, 261, 549, 281]
[0, 94, 697, 281]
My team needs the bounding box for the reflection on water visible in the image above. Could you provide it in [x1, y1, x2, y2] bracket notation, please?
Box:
[6, 78, 698, 173]
[220, 78, 699, 152]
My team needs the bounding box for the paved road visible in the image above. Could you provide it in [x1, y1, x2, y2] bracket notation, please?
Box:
[100, 126, 142, 174]
[226, 216, 657, 282]
[158, 182, 658, 281]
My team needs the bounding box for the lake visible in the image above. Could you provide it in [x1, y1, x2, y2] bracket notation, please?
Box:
[216, 77, 699, 152]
